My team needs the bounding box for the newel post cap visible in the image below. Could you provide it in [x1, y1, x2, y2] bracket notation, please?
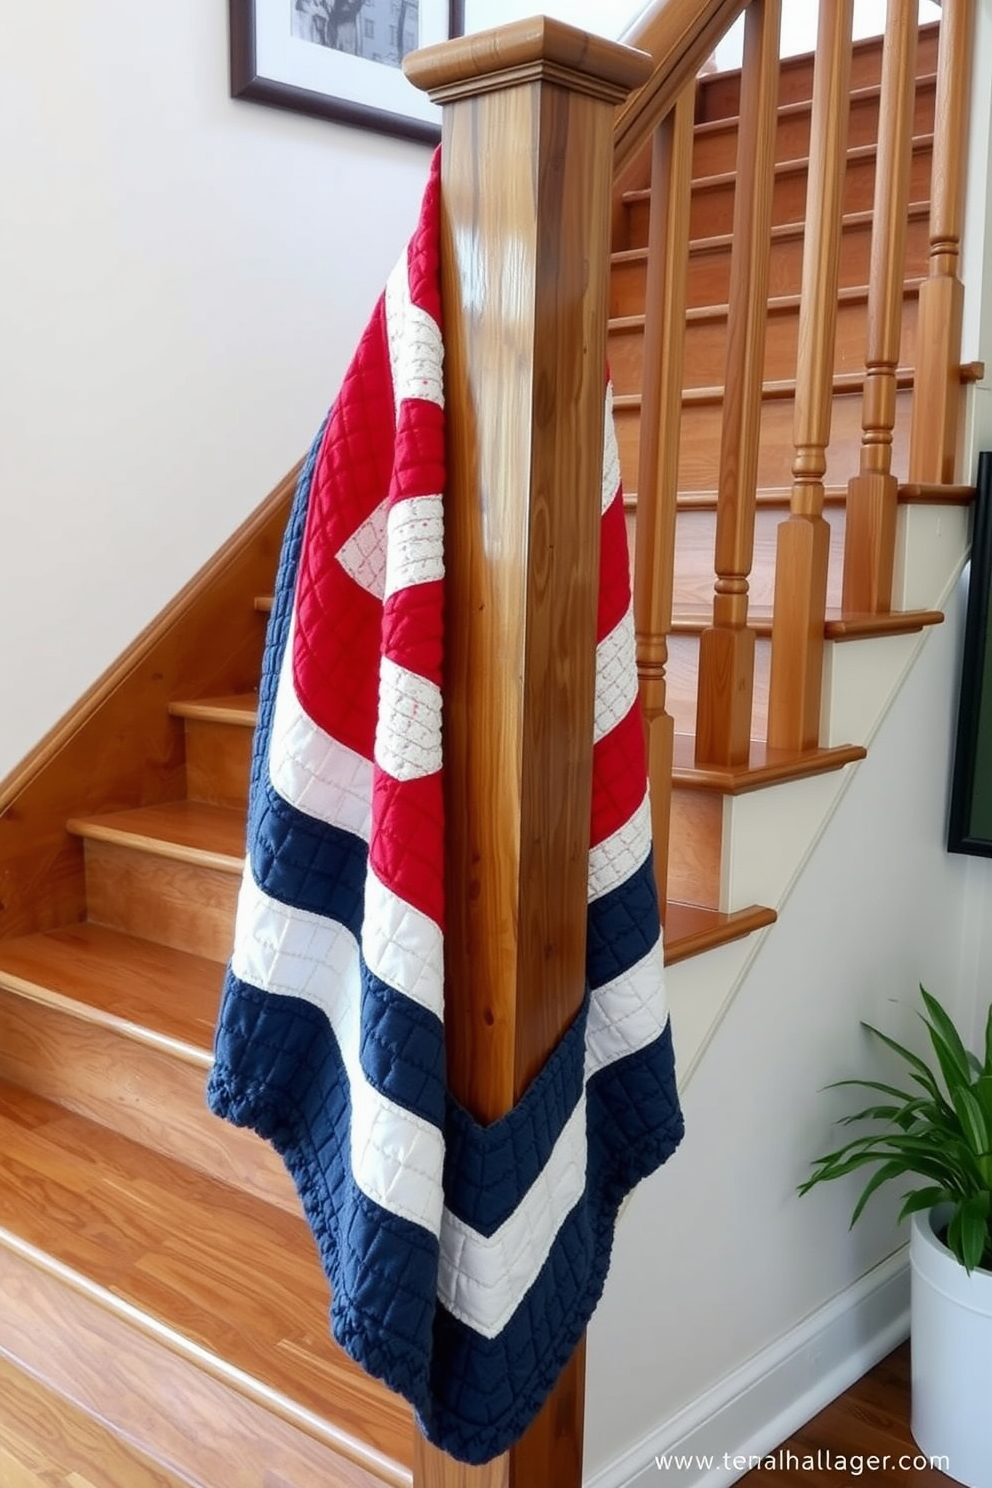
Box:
[403, 15, 652, 106]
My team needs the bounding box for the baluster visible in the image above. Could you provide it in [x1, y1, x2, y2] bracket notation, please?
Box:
[634, 84, 695, 915]
[909, 0, 974, 484]
[767, 0, 854, 753]
[695, 0, 781, 767]
[842, 0, 918, 614]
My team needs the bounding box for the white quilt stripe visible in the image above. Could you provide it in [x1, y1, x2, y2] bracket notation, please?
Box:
[587, 793, 652, 903]
[362, 864, 444, 1019]
[336, 496, 390, 600]
[385, 250, 444, 414]
[594, 604, 639, 744]
[602, 382, 621, 513]
[374, 656, 443, 782]
[384, 495, 444, 601]
[584, 937, 668, 1082]
[231, 867, 445, 1234]
[269, 617, 374, 840]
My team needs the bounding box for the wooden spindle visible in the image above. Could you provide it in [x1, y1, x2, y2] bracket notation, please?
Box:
[842, 0, 918, 613]
[695, 0, 781, 767]
[634, 84, 695, 915]
[909, 0, 974, 484]
[767, 0, 854, 753]
[404, 22, 650, 1488]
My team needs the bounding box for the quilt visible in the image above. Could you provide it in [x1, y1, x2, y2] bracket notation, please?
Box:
[207, 149, 684, 1465]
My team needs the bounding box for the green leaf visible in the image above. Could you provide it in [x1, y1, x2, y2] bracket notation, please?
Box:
[947, 1193, 992, 1271]
[951, 1085, 991, 1157]
[985, 1003, 992, 1077]
[919, 986, 973, 1088]
[849, 1160, 906, 1225]
[863, 1025, 945, 1102]
[897, 1187, 954, 1222]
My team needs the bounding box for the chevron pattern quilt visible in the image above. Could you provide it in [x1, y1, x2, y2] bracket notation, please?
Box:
[207, 150, 684, 1464]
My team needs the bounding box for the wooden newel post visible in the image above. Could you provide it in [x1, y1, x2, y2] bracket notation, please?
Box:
[404, 20, 651, 1488]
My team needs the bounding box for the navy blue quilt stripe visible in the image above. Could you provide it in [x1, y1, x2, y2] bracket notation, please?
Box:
[359, 965, 447, 1129]
[585, 851, 661, 991]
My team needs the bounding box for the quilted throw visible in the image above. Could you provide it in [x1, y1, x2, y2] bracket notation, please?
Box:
[207, 150, 684, 1464]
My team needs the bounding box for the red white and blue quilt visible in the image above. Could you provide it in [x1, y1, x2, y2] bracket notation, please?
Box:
[207, 151, 684, 1465]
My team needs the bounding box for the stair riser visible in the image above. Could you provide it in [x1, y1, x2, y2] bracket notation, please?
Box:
[628, 505, 846, 614]
[692, 76, 935, 177]
[185, 717, 252, 810]
[0, 989, 298, 1215]
[696, 27, 939, 122]
[669, 788, 723, 908]
[83, 841, 239, 961]
[0, 1247, 392, 1488]
[610, 212, 930, 318]
[626, 142, 933, 245]
[664, 632, 771, 739]
[616, 387, 913, 493]
[609, 295, 917, 396]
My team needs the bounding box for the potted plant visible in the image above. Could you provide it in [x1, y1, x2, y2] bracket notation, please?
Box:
[799, 987, 992, 1488]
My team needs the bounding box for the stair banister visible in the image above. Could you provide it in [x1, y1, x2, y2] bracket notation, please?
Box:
[404, 21, 650, 1487]
[633, 85, 695, 915]
[767, 0, 854, 753]
[695, 0, 782, 768]
[842, 0, 919, 615]
[909, 0, 974, 484]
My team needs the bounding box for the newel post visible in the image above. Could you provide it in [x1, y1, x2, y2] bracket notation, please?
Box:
[404, 21, 651, 1488]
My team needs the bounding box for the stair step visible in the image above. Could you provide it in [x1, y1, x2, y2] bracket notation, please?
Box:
[692, 72, 936, 178]
[695, 21, 939, 122]
[624, 134, 934, 245]
[663, 902, 777, 964]
[610, 204, 930, 316]
[0, 923, 295, 1210]
[0, 1083, 411, 1487]
[608, 282, 919, 394]
[67, 802, 243, 960]
[614, 378, 914, 493]
[171, 694, 257, 808]
[0, 1351, 190, 1488]
[672, 735, 866, 794]
[668, 606, 944, 641]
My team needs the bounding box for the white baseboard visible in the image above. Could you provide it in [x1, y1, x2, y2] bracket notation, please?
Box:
[586, 1249, 910, 1488]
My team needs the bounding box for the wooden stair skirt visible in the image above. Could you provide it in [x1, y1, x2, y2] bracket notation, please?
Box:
[0, 4, 976, 1488]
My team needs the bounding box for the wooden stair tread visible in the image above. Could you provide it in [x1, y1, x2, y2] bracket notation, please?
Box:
[614, 367, 917, 413]
[169, 695, 258, 727]
[692, 72, 937, 138]
[0, 923, 221, 1065]
[671, 734, 865, 795]
[668, 606, 944, 639]
[0, 1081, 413, 1476]
[609, 278, 923, 333]
[611, 201, 930, 269]
[626, 482, 974, 513]
[255, 595, 273, 613]
[898, 482, 976, 504]
[66, 801, 245, 872]
[664, 902, 776, 965]
[622, 133, 934, 205]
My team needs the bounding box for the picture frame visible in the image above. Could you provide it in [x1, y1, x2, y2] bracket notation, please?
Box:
[948, 451, 992, 857]
[229, 0, 465, 144]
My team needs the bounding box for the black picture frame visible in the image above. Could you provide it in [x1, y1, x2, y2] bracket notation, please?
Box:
[948, 451, 992, 857]
[230, 0, 465, 144]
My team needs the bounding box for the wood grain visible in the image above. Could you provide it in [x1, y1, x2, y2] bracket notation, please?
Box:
[668, 787, 723, 906]
[82, 841, 238, 961]
[909, 0, 973, 484]
[634, 89, 695, 916]
[695, 0, 781, 768]
[408, 21, 646, 1486]
[0, 1087, 412, 1483]
[663, 900, 776, 963]
[843, 2, 919, 614]
[0, 469, 290, 942]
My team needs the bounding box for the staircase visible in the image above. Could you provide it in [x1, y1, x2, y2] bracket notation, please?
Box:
[0, 7, 976, 1487]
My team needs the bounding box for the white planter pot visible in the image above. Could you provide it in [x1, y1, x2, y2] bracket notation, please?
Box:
[911, 1206, 992, 1488]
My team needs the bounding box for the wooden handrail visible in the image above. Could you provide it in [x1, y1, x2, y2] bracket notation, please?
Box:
[695, 0, 781, 768]
[909, 0, 973, 484]
[843, 0, 919, 614]
[767, 0, 854, 753]
[406, 21, 650, 1488]
[634, 84, 696, 912]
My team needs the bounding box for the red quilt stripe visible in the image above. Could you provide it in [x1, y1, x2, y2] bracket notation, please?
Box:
[590, 702, 649, 849]
[370, 770, 446, 928]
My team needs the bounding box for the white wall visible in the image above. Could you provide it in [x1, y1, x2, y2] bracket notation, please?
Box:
[585, 595, 992, 1482]
[0, 2, 433, 778]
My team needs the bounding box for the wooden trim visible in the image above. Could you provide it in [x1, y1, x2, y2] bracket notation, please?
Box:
[673, 736, 866, 794]
[0, 466, 297, 941]
[664, 901, 777, 964]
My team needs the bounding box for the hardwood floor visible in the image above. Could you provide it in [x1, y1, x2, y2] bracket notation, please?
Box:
[0, 1341, 959, 1487]
[739, 1344, 957, 1486]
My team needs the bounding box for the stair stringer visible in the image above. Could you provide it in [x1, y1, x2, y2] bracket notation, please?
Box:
[667, 496, 972, 1083]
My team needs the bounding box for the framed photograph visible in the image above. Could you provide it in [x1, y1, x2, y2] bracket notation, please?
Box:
[230, 0, 465, 144]
[949, 451, 992, 857]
